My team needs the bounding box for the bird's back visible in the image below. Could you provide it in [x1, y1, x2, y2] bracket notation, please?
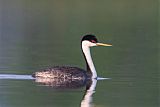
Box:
[32, 66, 90, 80]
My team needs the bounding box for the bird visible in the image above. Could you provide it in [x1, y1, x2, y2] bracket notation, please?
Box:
[32, 34, 112, 80]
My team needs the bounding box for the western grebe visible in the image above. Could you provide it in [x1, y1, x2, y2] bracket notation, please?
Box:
[32, 34, 112, 79]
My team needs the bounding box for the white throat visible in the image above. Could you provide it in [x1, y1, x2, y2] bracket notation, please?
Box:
[82, 41, 97, 78]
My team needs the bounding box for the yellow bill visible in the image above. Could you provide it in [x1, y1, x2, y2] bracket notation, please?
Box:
[96, 43, 112, 46]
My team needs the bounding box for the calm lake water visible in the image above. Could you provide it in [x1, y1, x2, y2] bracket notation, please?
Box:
[0, 0, 159, 107]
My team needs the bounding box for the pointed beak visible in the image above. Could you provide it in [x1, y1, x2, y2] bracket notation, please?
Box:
[96, 43, 112, 46]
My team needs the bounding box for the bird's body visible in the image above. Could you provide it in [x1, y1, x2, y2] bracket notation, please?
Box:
[32, 66, 91, 80]
[32, 34, 112, 79]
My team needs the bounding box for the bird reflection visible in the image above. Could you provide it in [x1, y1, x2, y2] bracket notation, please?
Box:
[34, 77, 87, 89]
[34, 77, 97, 107]
[81, 79, 97, 107]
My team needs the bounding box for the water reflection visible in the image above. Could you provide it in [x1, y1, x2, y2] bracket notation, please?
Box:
[35, 77, 87, 89]
[35, 77, 98, 107]
[0, 74, 107, 107]
[81, 79, 97, 107]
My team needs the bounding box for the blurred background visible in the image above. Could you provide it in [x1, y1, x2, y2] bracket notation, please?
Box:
[0, 0, 159, 107]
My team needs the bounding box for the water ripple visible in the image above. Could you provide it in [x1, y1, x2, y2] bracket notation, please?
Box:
[0, 74, 35, 80]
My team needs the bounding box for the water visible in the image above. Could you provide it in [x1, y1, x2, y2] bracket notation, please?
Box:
[0, 0, 159, 107]
[0, 74, 34, 80]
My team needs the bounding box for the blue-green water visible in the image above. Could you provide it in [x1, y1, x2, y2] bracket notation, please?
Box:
[0, 0, 159, 107]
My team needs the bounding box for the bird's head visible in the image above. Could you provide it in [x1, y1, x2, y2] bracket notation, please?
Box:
[81, 34, 112, 47]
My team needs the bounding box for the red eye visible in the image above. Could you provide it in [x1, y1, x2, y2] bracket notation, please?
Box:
[91, 40, 96, 43]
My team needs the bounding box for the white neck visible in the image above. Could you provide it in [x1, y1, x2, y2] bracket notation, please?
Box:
[82, 41, 97, 78]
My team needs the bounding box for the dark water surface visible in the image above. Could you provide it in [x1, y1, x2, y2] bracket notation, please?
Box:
[0, 0, 159, 107]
